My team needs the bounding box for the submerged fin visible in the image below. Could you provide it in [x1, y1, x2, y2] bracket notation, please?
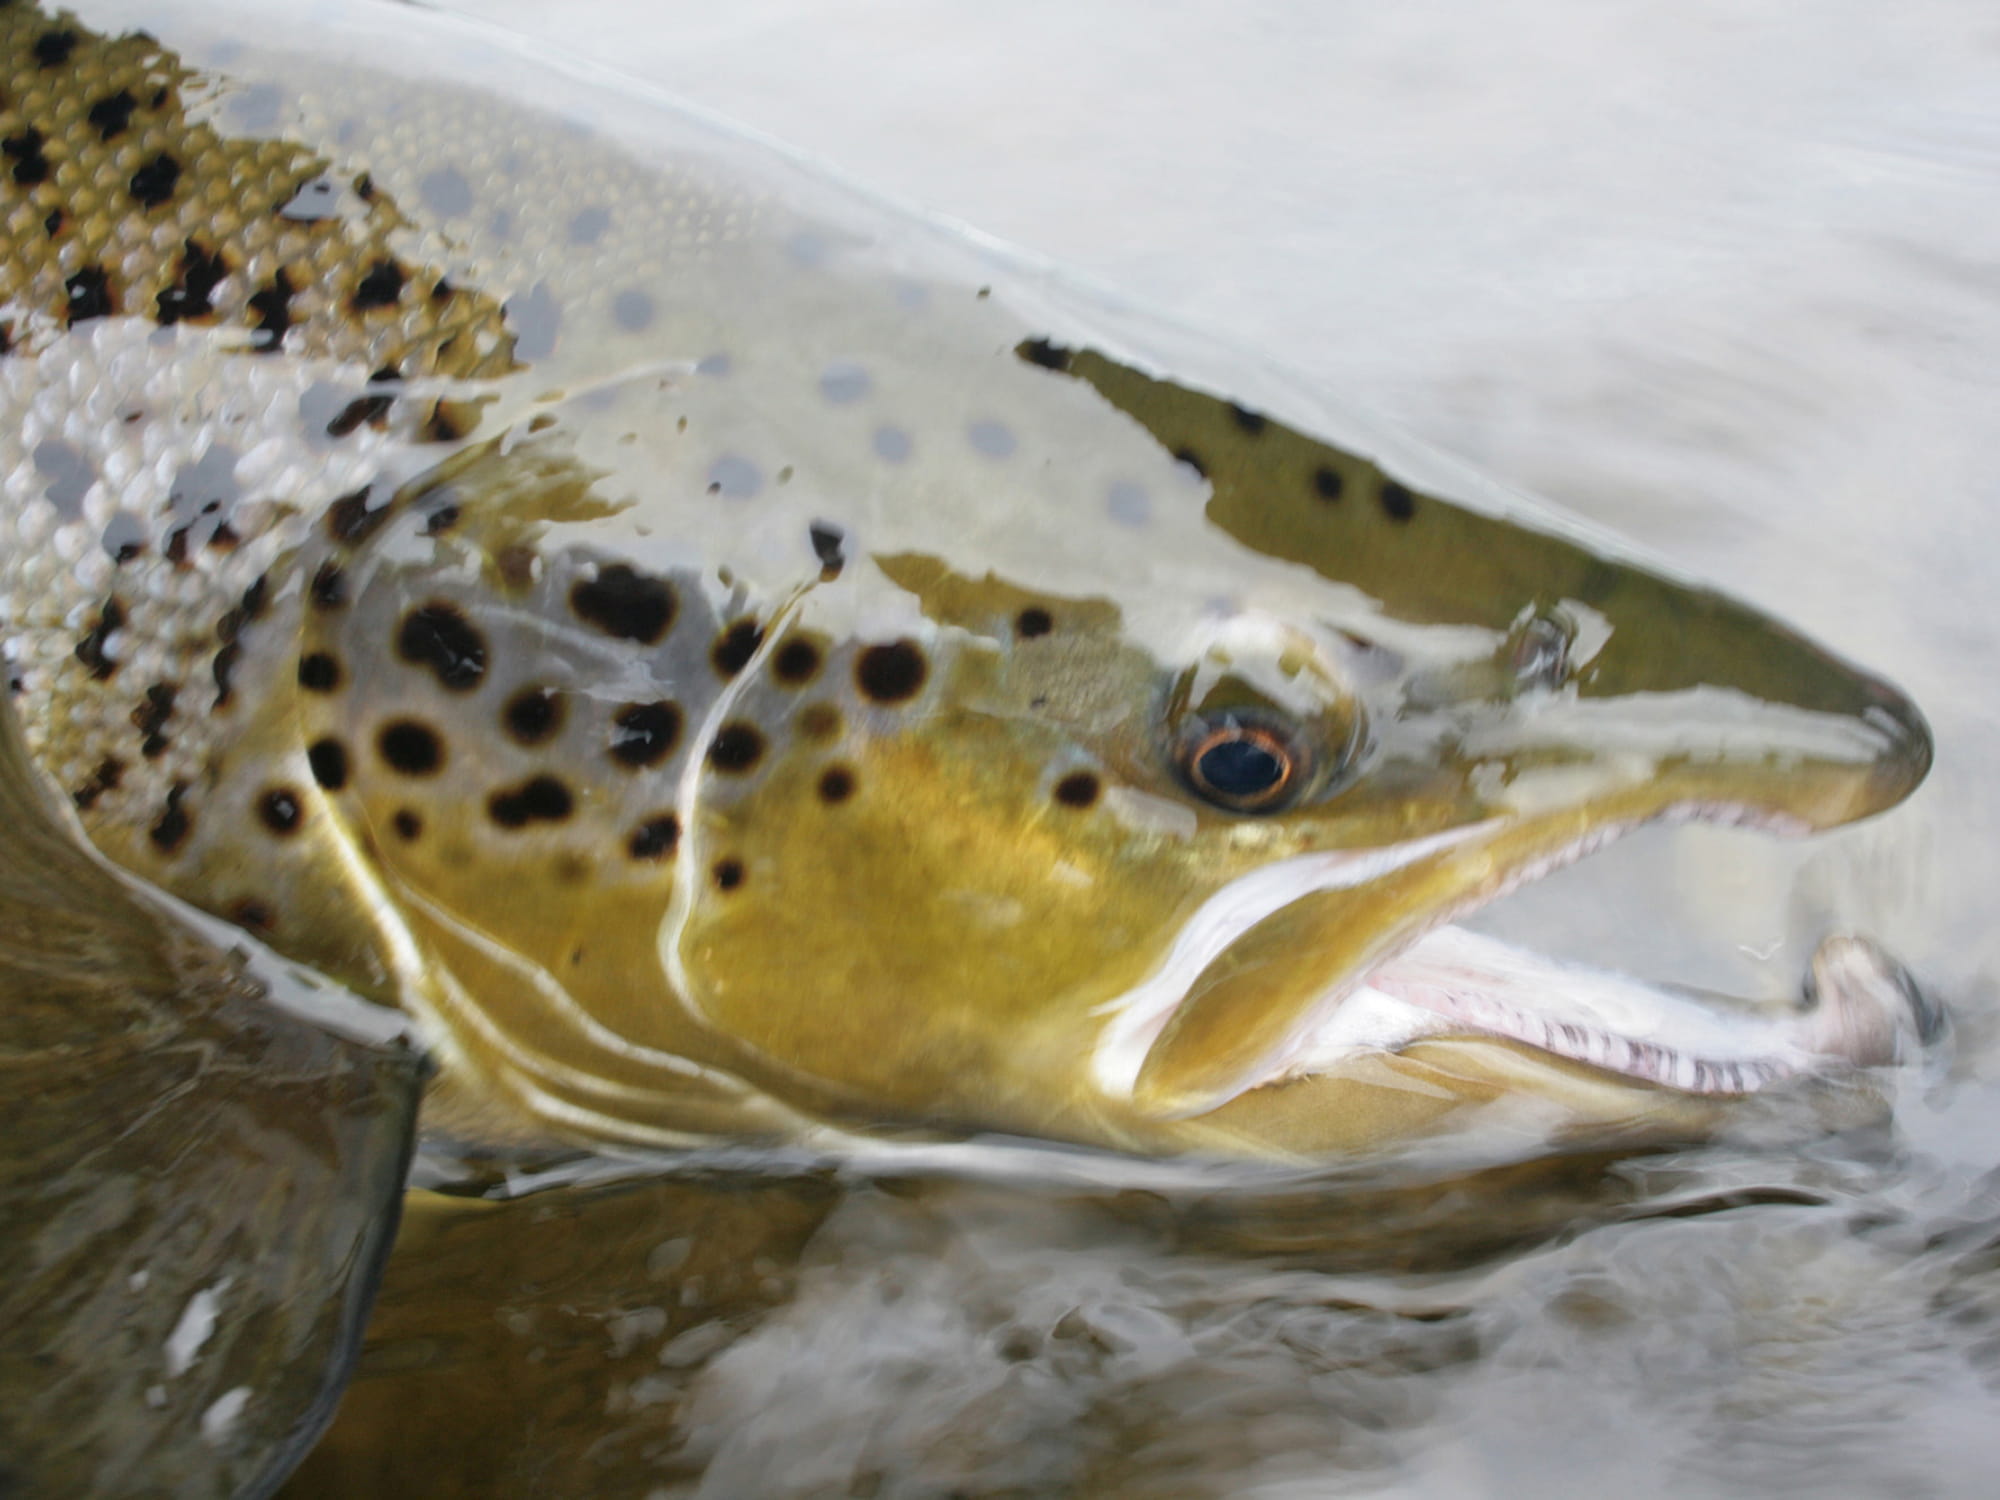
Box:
[0, 695, 424, 1499]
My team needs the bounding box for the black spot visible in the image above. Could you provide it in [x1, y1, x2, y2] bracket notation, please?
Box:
[72, 757, 125, 811]
[569, 564, 675, 644]
[1054, 771, 1101, 808]
[1016, 337, 1073, 371]
[712, 857, 745, 891]
[772, 637, 822, 685]
[391, 809, 422, 841]
[308, 737, 351, 790]
[211, 642, 241, 708]
[128, 152, 181, 208]
[87, 89, 138, 139]
[818, 765, 856, 804]
[504, 686, 565, 746]
[164, 528, 189, 566]
[1229, 404, 1268, 435]
[1312, 466, 1344, 502]
[325, 391, 393, 438]
[149, 783, 191, 854]
[421, 503, 460, 536]
[353, 172, 377, 203]
[350, 258, 406, 312]
[420, 400, 476, 443]
[2, 127, 50, 186]
[568, 206, 611, 245]
[156, 240, 226, 324]
[1172, 447, 1208, 480]
[488, 775, 573, 828]
[131, 682, 176, 739]
[241, 574, 270, 621]
[378, 720, 444, 777]
[33, 28, 77, 67]
[707, 722, 765, 773]
[310, 561, 347, 610]
[246, 270, 294, 352]
[1379, 479, 1417, 522]
[396, 604, 486, 692]
[324, 488, 390, 548]
[74, 598, 125, 680]
[609, 700, 681, 769]
[799, 703, 842, 741]
[1015, 607, 1053, 639]
[711, 619, 764, 678]
[855, 640, 927, 704]
[298, 653, 342, 692]
[258, 787, 303, 835]
[208, 522, 241, 553]
[65, 266, 114, 325]
[43, 209, 62, 235]
[627, 814, 679, 861]
[229, 899, 276, 934]
[808, 520, 846, 577]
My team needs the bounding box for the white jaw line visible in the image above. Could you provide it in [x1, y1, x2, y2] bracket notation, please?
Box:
[1089, 804, 1890, 1110]
[1088, 821, 1497, 1096]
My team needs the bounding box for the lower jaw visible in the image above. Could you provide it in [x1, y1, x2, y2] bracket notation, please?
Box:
[1267, 925, 1928, 1097]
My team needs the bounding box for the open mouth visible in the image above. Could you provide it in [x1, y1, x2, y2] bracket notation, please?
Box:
[1272, 923, 1931, 1094]
[1093, 814, 1937, 1117]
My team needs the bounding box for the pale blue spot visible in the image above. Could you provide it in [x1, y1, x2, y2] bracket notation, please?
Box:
[612, 289, 654, 331]
[708, 455, 762, 499]
[819, 361, 871, 404]
[968, 421, 1015, 459]
[872, 427, 911, 464]
[1107, 480, 1151, 527]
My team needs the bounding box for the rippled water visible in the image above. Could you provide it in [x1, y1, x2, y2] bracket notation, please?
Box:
[105, 0, 2000, 1492]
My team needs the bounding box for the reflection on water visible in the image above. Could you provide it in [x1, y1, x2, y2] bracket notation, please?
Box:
[286, 1134, 2000, 1497]
[0, 696, 422, 1496]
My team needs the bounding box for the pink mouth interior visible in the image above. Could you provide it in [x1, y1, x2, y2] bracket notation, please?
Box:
[1270, 926, 1916, 1096]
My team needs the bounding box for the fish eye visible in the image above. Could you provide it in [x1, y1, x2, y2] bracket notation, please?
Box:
[1183, 719, 1303, 812]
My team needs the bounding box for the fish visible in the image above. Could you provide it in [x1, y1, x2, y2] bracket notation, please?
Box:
[0, 0, 1935, 1174]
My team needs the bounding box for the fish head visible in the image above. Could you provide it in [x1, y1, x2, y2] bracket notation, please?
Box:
[657, 348, 1931, 1155]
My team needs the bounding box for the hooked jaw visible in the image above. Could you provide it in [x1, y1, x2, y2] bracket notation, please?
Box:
[1094, 666, 1934, 1126]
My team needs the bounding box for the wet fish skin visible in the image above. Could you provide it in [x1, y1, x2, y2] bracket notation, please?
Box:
[0, 1, 1931, 1161]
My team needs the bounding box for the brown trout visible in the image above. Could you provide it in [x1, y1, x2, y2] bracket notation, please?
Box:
[0, 0, 1934, 1168]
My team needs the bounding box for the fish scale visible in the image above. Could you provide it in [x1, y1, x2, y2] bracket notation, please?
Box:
[0, 0, 1934, 1162]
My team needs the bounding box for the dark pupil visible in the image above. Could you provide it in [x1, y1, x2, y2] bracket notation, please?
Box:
[1196, 736, 1285, 799]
